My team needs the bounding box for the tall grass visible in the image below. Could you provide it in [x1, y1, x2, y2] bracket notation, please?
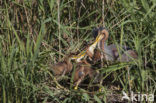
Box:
[0, 0, 156, 102]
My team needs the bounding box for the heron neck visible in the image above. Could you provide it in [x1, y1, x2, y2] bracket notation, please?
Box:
[99, 38, 108, 50]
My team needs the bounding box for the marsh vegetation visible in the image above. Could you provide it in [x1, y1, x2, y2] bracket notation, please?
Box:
[0, 0, 156, 102]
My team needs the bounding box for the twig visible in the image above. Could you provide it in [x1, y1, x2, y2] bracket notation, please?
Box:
[57, 0, 61, 60]
[110, 14, 131, 30]
[102, 0, 105, 27]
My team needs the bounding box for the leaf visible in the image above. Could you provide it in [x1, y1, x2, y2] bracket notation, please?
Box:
[82, 92, 90, 101]
[143, 3, 156, 19]
[100, 63, 131, 74]
[32, 22, 46, 64]
[94, 95, 102, 103]
[141, 0, 149, 12]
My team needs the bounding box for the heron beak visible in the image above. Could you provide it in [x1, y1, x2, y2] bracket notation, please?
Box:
[93, 33, 104, 45]
[71, 51, 86, 60]
[71, 33, 103, 61]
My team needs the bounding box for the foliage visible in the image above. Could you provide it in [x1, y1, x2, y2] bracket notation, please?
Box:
[0, 0, 155, 102]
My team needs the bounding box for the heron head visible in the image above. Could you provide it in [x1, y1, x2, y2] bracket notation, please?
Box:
[92, 27, 106, 38]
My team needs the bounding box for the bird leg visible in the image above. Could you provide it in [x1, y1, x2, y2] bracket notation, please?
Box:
[61, 68, 67, 77]
[53, 77, 64, 89]
[74, 72, 85, 90]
